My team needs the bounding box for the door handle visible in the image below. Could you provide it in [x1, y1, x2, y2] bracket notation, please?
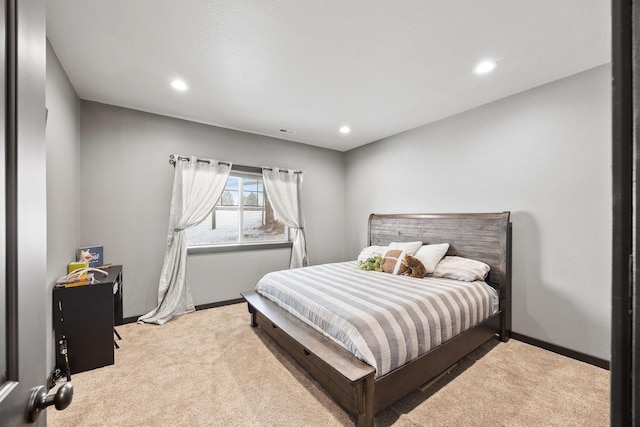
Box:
[27, 383, 73, 422]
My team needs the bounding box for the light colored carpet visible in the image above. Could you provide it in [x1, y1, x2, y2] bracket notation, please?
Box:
[48, 303, 609, 426]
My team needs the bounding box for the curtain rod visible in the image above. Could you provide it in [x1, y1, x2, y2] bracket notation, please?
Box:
[263, 167, 302, 174]
[169, 155, 301, 174]
[168, 154, 230, 167]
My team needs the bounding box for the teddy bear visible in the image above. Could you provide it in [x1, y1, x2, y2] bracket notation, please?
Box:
[358, 255, 383, 272]
[401, 255, 427, 278]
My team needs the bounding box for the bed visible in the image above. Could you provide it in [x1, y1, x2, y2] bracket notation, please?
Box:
[242, 212, 511, 427]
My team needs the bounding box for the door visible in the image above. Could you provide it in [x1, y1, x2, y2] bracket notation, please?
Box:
[0, 0, 51, 425]
[611, 0, 638, 425]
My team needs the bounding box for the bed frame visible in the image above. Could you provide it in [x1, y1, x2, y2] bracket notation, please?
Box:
[242, 212, 511, 427]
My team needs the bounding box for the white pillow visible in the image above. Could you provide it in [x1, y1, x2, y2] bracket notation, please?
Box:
[384, 241, 423, 256]
[413, 243, 450, 274]
[432, 256, 490, 282]
[357, 245, 388, 262]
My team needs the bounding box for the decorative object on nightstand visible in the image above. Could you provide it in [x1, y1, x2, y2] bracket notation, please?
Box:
[76, 245, 104, 267]
[67, 261, 88, 274]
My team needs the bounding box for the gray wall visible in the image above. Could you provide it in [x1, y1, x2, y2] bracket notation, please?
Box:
[79, 102, 345, 318]
[344, 65, 612, 360]
[45, 41, 82, 366]
[46, 55, 612, 361]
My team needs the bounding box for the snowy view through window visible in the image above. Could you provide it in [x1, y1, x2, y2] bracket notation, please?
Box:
[186, 173, 287, 246]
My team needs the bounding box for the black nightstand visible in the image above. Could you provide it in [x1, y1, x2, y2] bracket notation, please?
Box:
[53, 265, 123, 374]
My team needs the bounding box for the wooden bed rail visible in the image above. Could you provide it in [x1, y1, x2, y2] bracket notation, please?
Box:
[244, 291, 376, 426]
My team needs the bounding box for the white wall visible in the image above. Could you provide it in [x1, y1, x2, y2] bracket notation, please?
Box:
[344, 65, 612, 360]
[45, 41, 82, 367]
[79, 102, 345, 318]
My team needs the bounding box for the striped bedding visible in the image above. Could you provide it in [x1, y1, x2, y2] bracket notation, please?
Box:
[255, 261, 498, 378]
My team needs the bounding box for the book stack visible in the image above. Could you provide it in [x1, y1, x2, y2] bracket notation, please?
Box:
[56, 269, 95, 288]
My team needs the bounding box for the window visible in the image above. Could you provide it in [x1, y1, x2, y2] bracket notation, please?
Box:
[186, 170, 289, 247]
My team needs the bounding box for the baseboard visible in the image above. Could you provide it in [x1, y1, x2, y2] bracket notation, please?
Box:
[195, 298, 245, 311]
[511, 332, 610, 370]
[121, 298, 245, 325]
[123, 309, 608, 370]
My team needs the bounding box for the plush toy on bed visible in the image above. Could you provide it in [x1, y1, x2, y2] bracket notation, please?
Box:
[402, 255, 427, 278]
[358, 255, 383, 272]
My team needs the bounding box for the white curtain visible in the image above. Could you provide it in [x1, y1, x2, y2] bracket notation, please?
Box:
[138, 156, 232, 325]
[262, 168, 308, 268]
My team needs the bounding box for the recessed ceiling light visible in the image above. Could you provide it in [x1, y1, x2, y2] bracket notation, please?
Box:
[339, 126, 351, 134]
[170, 79, 188, 91]
[474, 60, 498, 74]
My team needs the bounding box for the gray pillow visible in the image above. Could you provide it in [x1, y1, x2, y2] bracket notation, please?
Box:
[432, 256, 490, 281]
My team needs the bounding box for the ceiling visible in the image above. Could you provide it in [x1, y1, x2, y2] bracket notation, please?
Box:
[46, 1, 610, 152]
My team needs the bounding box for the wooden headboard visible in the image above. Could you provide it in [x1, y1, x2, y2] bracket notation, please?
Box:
[368, 212, 512, 333]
